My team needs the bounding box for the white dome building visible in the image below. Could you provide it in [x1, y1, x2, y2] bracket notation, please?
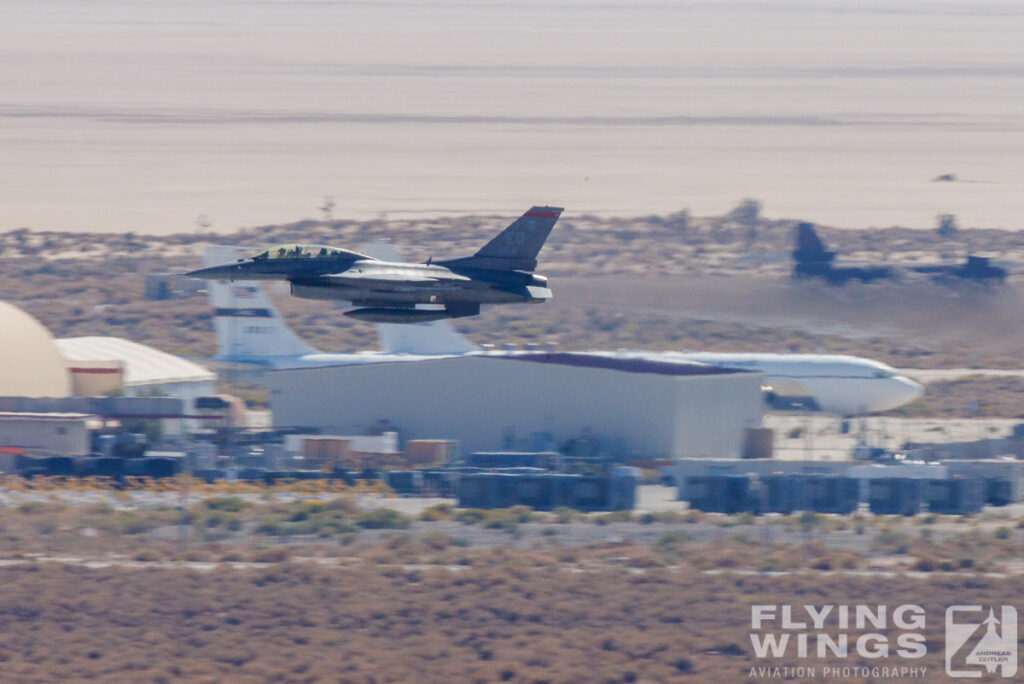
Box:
[0, 301, 71, 397]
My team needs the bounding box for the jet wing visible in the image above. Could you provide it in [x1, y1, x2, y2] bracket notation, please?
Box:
[324, 270, 472, 284]
[328, 271, 442, 283]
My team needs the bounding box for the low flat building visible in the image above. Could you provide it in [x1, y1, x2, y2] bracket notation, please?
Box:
[269, 352, 764, 460]
[0, 412, 92, 459]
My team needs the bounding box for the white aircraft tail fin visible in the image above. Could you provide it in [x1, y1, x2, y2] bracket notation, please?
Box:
[361, 240, 479, 355]
[203, 245, 320, 362]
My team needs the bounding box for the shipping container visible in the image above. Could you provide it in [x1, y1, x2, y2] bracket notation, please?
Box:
[457, 473, 501, 509]
[985, 478, 1013, 507]
[684, 475, 754, 513]
[405, 440, 456, 467]
[74, 456, 126, 479]
[760, 475, 802, 514]
[513, 474, 557, 510]
[455, 470, 636, 511]
[418, 469, 458, 497]
[923, 478, 985, 514]
[868, 478, 922, 516]
[799, 475, 860, 514]
[385, 470, 423, 495]
[191, 468, 227, 483]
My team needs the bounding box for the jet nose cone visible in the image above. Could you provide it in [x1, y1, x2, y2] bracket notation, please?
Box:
[898, 377, 926, 405]
[187, 264, 237, 280]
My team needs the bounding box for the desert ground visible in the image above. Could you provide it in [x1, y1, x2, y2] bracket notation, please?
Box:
[1, 483, 1023, 682]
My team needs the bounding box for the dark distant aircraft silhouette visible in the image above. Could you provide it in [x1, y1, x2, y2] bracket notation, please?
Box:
[791, 223, 1005, 285]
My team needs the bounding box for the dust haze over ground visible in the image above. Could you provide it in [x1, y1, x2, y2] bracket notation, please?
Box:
[3, 0, 1024, 233]
[556, 275, 1024, 357]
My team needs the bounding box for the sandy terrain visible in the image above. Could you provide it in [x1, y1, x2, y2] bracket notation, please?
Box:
[3, 0, 1024, 233]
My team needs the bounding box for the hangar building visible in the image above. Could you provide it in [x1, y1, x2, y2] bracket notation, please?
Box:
[269, 353, 765, 460]
[55, 336, 217, 402]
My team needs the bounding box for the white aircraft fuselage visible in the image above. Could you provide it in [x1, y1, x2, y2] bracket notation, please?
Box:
[600, 352, 924, 415]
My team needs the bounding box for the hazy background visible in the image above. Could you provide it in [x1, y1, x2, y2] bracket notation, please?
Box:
[2, 0, 1023, 234]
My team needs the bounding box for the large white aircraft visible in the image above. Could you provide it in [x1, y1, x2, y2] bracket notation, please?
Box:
[586, 351, 923, 416]
[202, 246, 924, 416]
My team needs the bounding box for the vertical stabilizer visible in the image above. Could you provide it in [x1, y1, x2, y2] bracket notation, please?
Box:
[361, 240, 479, 355]
[471, 206, 562, 271]
[792, 222, 836, 264]
[438, 206, 563, 272]
[204, 246, 320, 361]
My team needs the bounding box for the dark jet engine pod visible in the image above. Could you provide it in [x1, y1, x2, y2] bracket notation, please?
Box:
[344, 307, 455, 323]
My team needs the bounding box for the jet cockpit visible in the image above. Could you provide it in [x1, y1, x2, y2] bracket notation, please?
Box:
[252, 244, 374, 261]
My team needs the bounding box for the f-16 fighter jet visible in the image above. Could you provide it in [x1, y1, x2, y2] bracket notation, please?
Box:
[188, 206, 562, 323]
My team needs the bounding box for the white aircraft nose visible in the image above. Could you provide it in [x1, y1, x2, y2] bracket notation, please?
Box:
[898, 377, 925, 404]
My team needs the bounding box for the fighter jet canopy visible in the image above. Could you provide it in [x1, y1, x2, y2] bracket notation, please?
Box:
[251, 244, 373, 260]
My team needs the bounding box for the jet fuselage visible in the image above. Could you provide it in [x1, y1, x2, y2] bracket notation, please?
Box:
[188, 206, 563, 322]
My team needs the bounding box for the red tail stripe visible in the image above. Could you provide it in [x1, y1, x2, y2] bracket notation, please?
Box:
[525, 211, 561, 218]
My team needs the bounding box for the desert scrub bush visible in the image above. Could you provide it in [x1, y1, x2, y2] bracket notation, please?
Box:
[652, 510, 685, 524]
[873, 527, 912, 554]
[506, 505, 536, 523]
[655, 531, 688, 548]
[203, 497, 251, 513]
[180, 549, 214, 562]
[420, 530, 452, 550]
[250, 547, 291, 563]
[552, 506, 580, 524]
[798, 511, 820, 532]
[355, 509, 410, 530]
[482, 509, 522, 532]
[682, 510, 703, 524]
[419, 503, 454, 521]
[454, 509, 487, 525]
[83, 501, 114, 515]
[625, 552, 666, 568]
[912, 556, 959, 572]
[286, 499, 328, 522]
[17, 501, 60, 515]
[592, 510, 633, 525]
[255, 519, 284, 535]
[829, 552, 862, 570]
[325, 496, 358, 515]
[118, 512, 159, 535]
[133, 548, 165, 562]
